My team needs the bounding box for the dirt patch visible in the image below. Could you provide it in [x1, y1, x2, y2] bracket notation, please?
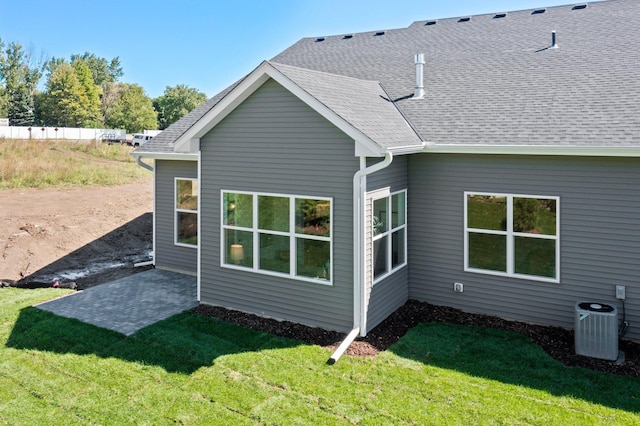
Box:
[0, 180, 153, 289]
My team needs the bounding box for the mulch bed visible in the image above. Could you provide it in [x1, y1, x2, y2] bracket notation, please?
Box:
[194, 300, 640, 377]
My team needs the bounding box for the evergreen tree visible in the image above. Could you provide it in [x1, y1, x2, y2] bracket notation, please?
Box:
[7, 86, 33, 125]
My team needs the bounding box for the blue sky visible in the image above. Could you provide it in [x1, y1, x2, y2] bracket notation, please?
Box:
[1, 0, 576, 99]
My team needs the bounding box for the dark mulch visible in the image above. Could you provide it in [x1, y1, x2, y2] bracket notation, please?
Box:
[194, 300, 640, 377]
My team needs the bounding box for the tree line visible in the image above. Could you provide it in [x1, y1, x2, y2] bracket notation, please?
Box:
[0, 40, 207, 133]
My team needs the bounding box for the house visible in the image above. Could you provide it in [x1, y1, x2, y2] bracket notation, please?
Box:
[133, 0, 640, 354]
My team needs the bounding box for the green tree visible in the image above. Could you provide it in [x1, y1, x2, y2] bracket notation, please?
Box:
[39, 61, 88, 127]
[0, 41, 43, 125]
[105, 83, 157, 133]
[70, 52, 123, 86]
[0, 85, 7, 118]
[72, 59, 101, 127]
[7, 88, 33, 125]
[153, 84, 207, 129]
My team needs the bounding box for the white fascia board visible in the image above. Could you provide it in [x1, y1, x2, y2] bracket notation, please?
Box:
[132, 152, 198, 161]
[173, 60, 384, 157]
[423, 144, 640, 157]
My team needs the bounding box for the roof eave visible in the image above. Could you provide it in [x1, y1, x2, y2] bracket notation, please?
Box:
[422, 144, 640, 157]
[131, 152, 199, 161]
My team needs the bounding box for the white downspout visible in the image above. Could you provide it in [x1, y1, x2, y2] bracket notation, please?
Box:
[133, 154, 156, 268]
[135, 155, 154, 172]
[328, 151, 393, 364]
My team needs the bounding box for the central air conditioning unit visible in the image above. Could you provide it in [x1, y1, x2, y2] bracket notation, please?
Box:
[574, 301, 618, 361]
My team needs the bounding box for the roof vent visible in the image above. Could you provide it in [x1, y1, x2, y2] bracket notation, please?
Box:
[343, 34, 353, 39]
[316, 37, 325, 42]
[374, 31, 385, 36]
[550, 30, 558, 49]
[572, 4, 587, 10]
[532, 8, 546, 14]
[425, 20, 437, 26]
[413, 53, 425, 99]
[494, 13, 507, 19]
[458, 17, 471, 22]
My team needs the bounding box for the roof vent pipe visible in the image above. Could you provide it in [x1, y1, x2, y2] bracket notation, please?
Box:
[413, 53, 425, 99]
[550, 30, 558, 49]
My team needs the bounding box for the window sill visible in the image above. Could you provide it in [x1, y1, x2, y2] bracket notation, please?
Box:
[175, 242, 198, 249]
[464, 267, 560, 284]
[221, 263, 333, 286]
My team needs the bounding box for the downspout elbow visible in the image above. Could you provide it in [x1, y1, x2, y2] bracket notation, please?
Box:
[134, 155, 154, 172]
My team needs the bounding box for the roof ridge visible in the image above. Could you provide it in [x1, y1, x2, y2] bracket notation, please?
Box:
[409, 1, 602, 27]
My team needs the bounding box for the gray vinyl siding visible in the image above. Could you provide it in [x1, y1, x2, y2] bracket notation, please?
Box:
[154, 160, 198, 274]
[199, 79, 359, 332]
[408, 154, 640, 341]
[364, 156, 409, 332]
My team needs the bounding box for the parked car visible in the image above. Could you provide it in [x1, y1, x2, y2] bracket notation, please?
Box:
[131, 133, 153, 147]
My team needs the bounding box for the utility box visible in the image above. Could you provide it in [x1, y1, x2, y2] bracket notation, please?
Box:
[574, 301, 618, 361]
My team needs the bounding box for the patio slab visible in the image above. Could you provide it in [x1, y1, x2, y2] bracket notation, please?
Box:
[35, 269, 198, 335]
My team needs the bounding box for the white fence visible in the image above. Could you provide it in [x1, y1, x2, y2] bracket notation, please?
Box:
[0, 125, 122, 140]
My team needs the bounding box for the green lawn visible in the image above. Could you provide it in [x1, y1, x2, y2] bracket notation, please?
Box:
[1, 288, 639, 425]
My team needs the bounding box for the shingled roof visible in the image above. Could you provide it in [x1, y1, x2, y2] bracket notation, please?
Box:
[137, 0, 640, 155]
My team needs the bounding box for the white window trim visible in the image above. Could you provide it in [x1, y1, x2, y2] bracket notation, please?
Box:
[221, 190, 333, 285]
[174, 177, 199, 249]
[372, 189, 408, 284]
[464, 191, 560, 283]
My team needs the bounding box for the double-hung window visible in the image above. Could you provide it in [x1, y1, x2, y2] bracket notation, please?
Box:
[222, 191, 332, 284]
[372, 190, 407, 282]
[464, 192, 559, 282]
[175, 178, 198, 247]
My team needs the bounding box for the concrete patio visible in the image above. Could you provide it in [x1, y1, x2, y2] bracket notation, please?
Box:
[35, 269, 198, 335]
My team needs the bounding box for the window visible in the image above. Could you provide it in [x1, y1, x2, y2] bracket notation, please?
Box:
[222, 191, 332, 284]
[175, 178, 198, 247]
[372, 190, 407, 282]
[465, 192, 559, 282]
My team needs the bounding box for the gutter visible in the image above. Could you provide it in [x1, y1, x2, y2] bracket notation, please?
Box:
[421, 143, 640, 157]
[328, 151, 393, 364]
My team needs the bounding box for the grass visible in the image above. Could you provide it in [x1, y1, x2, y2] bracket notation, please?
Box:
[1, 289, 639, 425]
[0, 138, 151, 189]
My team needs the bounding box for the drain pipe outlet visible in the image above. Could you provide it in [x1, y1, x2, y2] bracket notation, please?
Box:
[327, 327, 360, 365]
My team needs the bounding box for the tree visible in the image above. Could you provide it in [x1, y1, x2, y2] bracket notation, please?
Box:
[38, 61, 89, 127]
[105, 83, 157, 133]
[72, 59, 101, 127]
[0, 41, 43, 125]
[153, 84, 207, 129]
[70, 52, 123, 86]
[0, 85, 7, 118]
[7, 88, 33, 125]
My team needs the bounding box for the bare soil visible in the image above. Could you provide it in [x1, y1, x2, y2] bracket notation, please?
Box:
[0, 180, 153, 289]
[2, 181, 639, 377]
